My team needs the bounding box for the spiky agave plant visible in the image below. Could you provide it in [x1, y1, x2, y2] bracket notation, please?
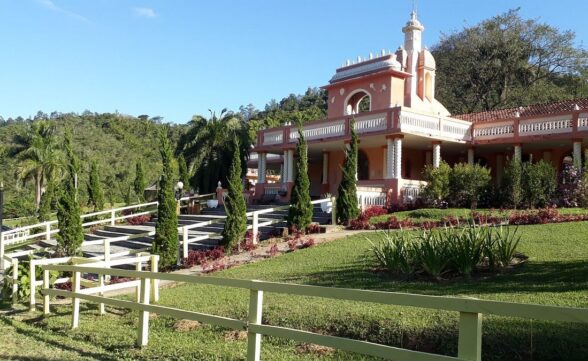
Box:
[415, 230, 449, 280]
[368, 230, 415, 275]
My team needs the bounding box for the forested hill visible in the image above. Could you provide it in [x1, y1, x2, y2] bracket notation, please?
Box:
[0, 112, 184, 218]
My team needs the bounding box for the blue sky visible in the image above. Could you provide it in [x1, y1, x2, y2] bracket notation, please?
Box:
[1, 0, 587, 123]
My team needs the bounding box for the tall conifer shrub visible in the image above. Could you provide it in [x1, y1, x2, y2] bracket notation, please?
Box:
[87, 160, 105, 210]
[56, 129, 84, 256]
[134, 161, 146, 202]
[153, 130, 179, 268]
[336, 119, 360, 224]
[288, 128, 312, 231]
[221, 136, 247, 251]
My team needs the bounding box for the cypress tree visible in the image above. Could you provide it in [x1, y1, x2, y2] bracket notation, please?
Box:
[56, 129, 84, 256]
[501, 158, 523, 208]
[221, 135, 247, 251]
[153, 130, 179, 268]
[134, 161, 146, 202]
[38, 180, 55, 222]
[87, 160, 105, 211]
[178, 155, 190, 191]
[288, 128, 312, 232]
[336, 119, 360, 224]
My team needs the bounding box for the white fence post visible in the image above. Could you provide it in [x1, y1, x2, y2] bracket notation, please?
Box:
[71, 270, 81, 329]
[150, 255, 159, 303]
[137, 276, 151, 347]
[29, 261, 36, 312]
[45, 222, 51, 242]
[182, 227, 189, 259]
[0, 233, 5, 271]
[12, 258, 19, 305]
[246, 282, 264, 361]
[110, 209, 116, 226]
[135, 253, 142, 303]
[331, 197, 337, 225]
[98, 274, 105, 315]
[458, 312, 483, 361]
[252, 212, 259, 244]
[43, 269, 50, 315]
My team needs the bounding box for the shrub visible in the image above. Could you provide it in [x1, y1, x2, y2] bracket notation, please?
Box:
[415, 231, 449, 280]
[181, 247, 225, 269]
[288, 127, 313, 232]
[127, 214, 151, 225]
[501, 158, 523, 208]
[420, 161, 451, 206]
[446, 225, 485, 276]
[492, 226, 521, 268]
[449, 163, 491, 209]
[1, 258, 58, 301]
[336, 118, 360, 224]
[221, 135, 248, 251]
[522, 160, 556, 208]
[556, 163, 583, 207]
[369, 231, 415, 274]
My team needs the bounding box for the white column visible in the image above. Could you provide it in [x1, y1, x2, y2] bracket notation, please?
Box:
[467, 148, 475, 165]
[287, 150, 294, 182]
[322, 152, 329, 185]
[573, 141, 582, 169]
[258, 153, 266, 184]
[393, 137, 402, 179]
[496, 154, 504, 185]
[514, 144, 522, 162]
[432, 142, 441, 168]
[386, 138, 394, 179]
[282, 150, 288, 183]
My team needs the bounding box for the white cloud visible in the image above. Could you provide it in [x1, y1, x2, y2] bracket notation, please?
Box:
[37, 0, 89, 23]
[132, 7, 157, 18]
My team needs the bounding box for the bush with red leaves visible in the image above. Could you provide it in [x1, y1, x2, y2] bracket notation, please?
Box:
[266, 243, 279, 257]
[181, 247, 225, 269]
[126, 214, 151, 225]
[306, 223, 321, 234]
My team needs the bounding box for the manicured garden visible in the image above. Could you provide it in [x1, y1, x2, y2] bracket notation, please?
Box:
[1, 221, 587, 360]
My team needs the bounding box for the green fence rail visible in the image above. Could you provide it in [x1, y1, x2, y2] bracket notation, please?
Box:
[40, 264, 588, 361]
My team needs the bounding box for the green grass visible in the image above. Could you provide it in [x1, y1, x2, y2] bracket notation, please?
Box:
[1, 222, 588, 360]
[369, 207, 588, 224]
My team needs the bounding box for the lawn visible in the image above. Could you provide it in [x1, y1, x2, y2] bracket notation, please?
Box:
[1, 222, 588, 360]
[369, 207, 588, 224]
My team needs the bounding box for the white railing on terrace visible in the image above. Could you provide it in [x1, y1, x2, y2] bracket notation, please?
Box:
[579, 113, 588, 131]
[399, 110, 472, 142]
[401, 185, 421, 204]
[262, 130, 284, 145]
[289, 119, 346, 142]
[357, 190, 387, 210]
[354, 113, 387, 134]
[518, 116, 572, 135]
[472, 122, 515, 139]
[39, 264, 588, 361]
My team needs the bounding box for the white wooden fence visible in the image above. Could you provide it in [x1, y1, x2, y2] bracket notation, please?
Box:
[39, 264, 588, 361]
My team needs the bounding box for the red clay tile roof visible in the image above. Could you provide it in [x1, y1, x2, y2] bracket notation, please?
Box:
[453, 98, 588, 123]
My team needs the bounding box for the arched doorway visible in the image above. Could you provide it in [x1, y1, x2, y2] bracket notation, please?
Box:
[344, 89, 371, 115]
[358, 150, 369, 180]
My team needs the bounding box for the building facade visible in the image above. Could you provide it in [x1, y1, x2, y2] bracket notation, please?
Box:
[251, 11, 588, 206]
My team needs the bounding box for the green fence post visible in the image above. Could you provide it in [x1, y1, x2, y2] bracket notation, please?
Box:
[246, 282, 264, 361]
[458, 312, 482, 361]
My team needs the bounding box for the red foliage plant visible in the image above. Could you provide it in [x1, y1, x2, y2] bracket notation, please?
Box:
[126, 214, 151, 225]
[181, 247, 225, 269]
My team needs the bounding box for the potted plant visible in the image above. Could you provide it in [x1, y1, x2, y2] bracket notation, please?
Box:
[320, 193, 333, 213]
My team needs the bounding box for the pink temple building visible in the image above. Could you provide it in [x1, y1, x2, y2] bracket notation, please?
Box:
[250, 11, 588, 207]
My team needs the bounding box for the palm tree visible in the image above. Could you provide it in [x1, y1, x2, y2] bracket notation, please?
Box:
[11, 120, 63, 208]
[177, 109, 250, 193]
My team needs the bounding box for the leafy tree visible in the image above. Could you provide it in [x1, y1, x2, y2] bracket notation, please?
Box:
[288, 128, 312, 231]
[421, 161, 452, 207]
[11, 120, 63, 208]
[501, 158, 523, 208]
[434, 9, 588, 114]
[177, 109, 249, 193]
[522, 160, 556, 208]
[221, 136, 248, 251]
[556, 163, 583, 207]
[178, 155, 190, 191]
[153, 130, 179, 268]
[38, 180, 56, 222]
[449, 163, 491, 209]
[134, 161, 146, 202]
[55, 130, 83, 256]
[87, 160, 105, 211]
[336, 119, 360, 224]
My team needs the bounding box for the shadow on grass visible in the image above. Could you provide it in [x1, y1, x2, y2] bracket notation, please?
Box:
[292, 259, 588, 296]
[0, 316, 120, 361]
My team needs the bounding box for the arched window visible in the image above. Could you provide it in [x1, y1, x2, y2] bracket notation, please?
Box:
[344, 90, 371, 115]
[358, 150, 369, 180]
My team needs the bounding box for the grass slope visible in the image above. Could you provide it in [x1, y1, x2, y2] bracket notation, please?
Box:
[1, 222, 587, 360]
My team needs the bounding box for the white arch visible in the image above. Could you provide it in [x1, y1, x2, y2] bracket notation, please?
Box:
[343, 88, 372, 115]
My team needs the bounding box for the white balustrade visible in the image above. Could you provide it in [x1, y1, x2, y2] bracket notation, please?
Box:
[399, 110, 471, 142]
[262, 131, 284, 145]
[357, 188, 387, 210]
[401, 186, 421, 204]
[577, 113, 588, 131]
[519, 116, 572, 135]
[289, 119, 345, 142]
[354, 113, 387, 134]
[473, 123, 514, 139]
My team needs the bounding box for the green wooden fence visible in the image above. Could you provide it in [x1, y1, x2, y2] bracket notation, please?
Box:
[40, 264, 588, 361]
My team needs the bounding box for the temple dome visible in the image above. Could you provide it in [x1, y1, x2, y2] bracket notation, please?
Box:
[418, 48, 436, 69]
